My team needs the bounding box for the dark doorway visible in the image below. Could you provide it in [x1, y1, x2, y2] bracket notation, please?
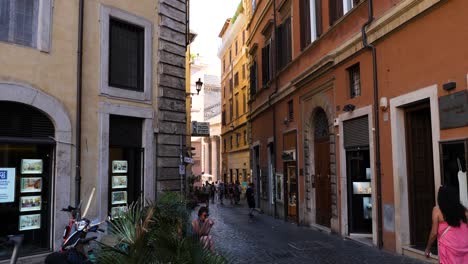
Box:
[283, 131, 298, 223]
[314, 109, 331, 228]
[109, 115, 143, 218]
[346, 148, 372, 233]
[405, 103, 435, 247]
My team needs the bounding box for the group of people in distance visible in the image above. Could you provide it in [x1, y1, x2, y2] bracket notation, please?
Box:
[196, 180, 245, 206]
[192, 181, 467, 262]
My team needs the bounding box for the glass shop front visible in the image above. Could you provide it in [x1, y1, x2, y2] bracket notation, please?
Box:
[0, 102, 55, 260]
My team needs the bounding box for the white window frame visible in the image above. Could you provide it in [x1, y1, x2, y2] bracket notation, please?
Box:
[343, 0, 359, 14]
[309, 0, 318, 43]
[0, 0, 52, 52]
[100, 5, 153, 102]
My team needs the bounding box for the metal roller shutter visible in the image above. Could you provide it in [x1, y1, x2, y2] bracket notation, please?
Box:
[0, 101, 54, 138]
[343, 116, 369, 148]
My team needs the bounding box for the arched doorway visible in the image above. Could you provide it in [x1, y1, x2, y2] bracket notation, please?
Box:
[1, 82, 72, 254]
[314, 108, 331, 228]
[0, 102, 55, 258]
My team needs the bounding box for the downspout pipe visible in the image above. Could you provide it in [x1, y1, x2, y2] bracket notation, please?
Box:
[75, 0, 84, 207]
[271, 0, 278, 219]
[361, 0, 383, 249]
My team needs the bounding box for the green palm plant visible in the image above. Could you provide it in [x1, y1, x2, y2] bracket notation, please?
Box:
[97, 193, 228, 264]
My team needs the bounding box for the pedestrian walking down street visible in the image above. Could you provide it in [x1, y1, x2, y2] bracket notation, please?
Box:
[425, 185, 468, 263]
[210, 182, 216, 204]
[218, 182, 225, 205]
[234, 181, 241, 205]
[203, 181, 210, 208]
[192, 206, 215, 252]
[228, 183, 235, 205]
[246, 183, 256, 217]
[214, 181, 219, 201]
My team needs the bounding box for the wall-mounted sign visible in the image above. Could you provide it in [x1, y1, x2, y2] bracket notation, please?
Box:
[0, 168, 16, 203]
[439, 90, 468, 129]
[192, 121, 210, 136]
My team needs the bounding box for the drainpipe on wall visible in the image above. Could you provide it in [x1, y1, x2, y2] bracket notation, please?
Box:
[271, 0, 278, 219]
[361, 0, 383, 249]
[75, 0, 84, 207]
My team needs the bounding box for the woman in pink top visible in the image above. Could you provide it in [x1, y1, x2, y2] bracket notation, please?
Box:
[425, 185, 468, 263]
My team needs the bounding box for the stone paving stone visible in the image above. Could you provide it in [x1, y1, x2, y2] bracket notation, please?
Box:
[195, 201, 430, 264]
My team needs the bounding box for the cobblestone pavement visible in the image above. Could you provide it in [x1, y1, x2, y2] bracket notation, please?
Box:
[200, 201, 428, 264]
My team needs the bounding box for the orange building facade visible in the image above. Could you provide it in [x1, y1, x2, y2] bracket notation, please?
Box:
[246, 0, 468, 259]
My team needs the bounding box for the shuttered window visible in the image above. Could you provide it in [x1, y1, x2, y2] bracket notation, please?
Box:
[277, 17, 292, 70]
[329, 0, 344, 25]
[109, 18, 144, 92]
[0, 0, 39, 48]
[343, 116, 369, 148]
[300, 0, 311, 49]
[300, 0, 323, 50]
[250, 59, 258, 96]
[261, 41, 272, 86]
[234, 72, 239, 87]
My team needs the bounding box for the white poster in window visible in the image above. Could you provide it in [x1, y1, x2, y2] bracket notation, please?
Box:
[21, 159, 43, 174]
[0, 168, 16, 203]
[112, 160, 128, 173]
[19, 214, 41, 231]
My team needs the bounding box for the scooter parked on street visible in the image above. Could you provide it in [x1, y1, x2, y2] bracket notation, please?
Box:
[45, 188, 105, 264]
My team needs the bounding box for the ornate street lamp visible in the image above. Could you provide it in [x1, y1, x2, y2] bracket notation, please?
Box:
[195, 78, 203, 95]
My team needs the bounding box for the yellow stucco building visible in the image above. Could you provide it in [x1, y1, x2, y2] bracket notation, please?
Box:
[218, 2, 250, 184]
[0, 0, 188, 262]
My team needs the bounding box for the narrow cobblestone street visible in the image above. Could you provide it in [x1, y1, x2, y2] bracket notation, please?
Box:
[202, 201, 428, 264]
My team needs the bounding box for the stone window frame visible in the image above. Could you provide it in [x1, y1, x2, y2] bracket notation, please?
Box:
[98, 102, 155, 221]
[0, 0, 52, 52]
[100, 5, 153, 102]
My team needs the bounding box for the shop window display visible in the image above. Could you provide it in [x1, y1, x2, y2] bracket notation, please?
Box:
[0, 144, 53, 259]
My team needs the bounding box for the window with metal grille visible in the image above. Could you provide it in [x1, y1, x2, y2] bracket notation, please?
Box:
[262, 40, 272, 86]
[109, 18, 144, 92]
[234, 72, 239, 87]
[348, 63, 361, 98]
[288, 100, 294, 121]
[0, 0, 39, 48]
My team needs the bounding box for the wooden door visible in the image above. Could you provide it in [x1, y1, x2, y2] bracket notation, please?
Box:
[405, 104, 435, 247]
[315, 139, 331, 227]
